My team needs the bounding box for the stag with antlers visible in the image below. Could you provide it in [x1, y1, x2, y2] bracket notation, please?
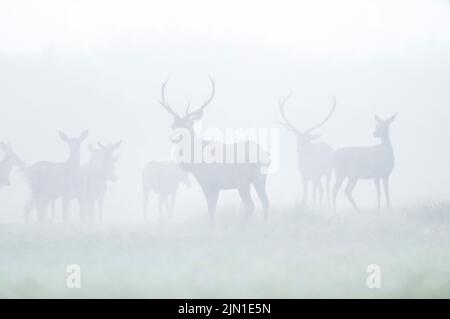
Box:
[157, 77, 270, 223]
[278, 94, 336, 209]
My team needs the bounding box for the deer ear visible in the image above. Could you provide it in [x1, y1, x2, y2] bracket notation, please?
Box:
[59, 131, 69, 142]
[375, 115, 382, 123]
[79, 130, 89, 141]
[387, 113, 397, 123]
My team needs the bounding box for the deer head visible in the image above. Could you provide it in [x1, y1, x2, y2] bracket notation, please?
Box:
[159, 77, 215, 135]
[90, 141, 122, 182]
[0, 142, 25, 187]
[278, 94, 336, 148]
[0, 142, 25, 168]
[374, 114, 397, 139]
[59, 130, 89, 161]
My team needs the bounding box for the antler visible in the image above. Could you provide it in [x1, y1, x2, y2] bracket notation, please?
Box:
[185, 101, 191, 116]
[186, 76, 215, 118]
[278, 93, 301, 134]
[159, 80, 179, 118]
[0, 142, 12, 151]
[305, 96, 336, 134]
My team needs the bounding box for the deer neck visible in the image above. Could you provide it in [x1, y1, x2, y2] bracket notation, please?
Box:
[381, 134, 392, 149]
[0, 158, 13, 173]
[89, 158, 109, 179]
[186, 127, 212, 147]
[380, 134, 394, 161]
[296, 142, 314, 156]
[66, 150, 81, 167]
[173, 128, 211, 173]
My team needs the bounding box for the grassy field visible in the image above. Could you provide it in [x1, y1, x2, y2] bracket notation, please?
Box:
[0, 203, 449, 298]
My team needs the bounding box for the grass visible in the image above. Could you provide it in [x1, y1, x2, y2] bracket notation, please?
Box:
[0, 203, 449, 298]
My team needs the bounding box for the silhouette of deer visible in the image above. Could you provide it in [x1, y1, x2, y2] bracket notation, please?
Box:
[157, 77, 270, 223]
[23, 130, 88, 222]
[142, 161, 191, 220]
[0, 142, 25, 188]
[77, 141, 121, 221]
[278, 94, 336, 209]
[332, 114, 397, 212]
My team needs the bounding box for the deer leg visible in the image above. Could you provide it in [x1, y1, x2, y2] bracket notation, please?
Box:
[312, 181, 317, 209]
[168, 193, 176, 218]
[93, 200, 97, 220]
[317, 179, 324, 210]
[50, 200, 56, 221]
[374, 179, 381, 211]
[90, 202, 95, 221]
[98, 198, 104, 222]
[252, 175, 269, 221]
[382, 177, 391, 209]
[164, 195, 170, 218]
[37, 199, 49, 222]
[326, 173, 331, 211]
[81, 201, 87, 221]
[302, 179, 309, 208]
[90, 201, 95, 220]
[333, 174, 345, 214]
[62, 198, 70, 222]
[143, 188, 149, 220]
[238, 185, 255, 217]
[78, 200, 85, 223]
[163, 194, 170, 218]
[158, 195, 166, 222]
[203, 188, 219, 225]
[345, 178, 360, 212]
[24, 198, 34, 223]
[35, 199, 43, 222]
[80, 200, 89, 221]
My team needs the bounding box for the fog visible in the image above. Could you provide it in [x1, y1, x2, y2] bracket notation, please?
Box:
[0, 0, 449, 298]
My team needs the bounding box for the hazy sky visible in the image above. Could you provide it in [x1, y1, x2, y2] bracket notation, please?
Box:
[1, 0, 449, 56]
[0, 0, 449, 220]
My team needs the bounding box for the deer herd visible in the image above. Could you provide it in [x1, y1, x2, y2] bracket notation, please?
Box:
[0, 77, 397, 224]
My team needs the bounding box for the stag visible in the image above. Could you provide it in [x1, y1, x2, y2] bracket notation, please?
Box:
[278, 94, 336, 209]
[77, 141, 121, 221]
[142, 161, 191, 220]
[156, 77, 270, 223]
[23, 131, 88, 221]
[332, 114, 397, 212]
[0, 142, 25, 187]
